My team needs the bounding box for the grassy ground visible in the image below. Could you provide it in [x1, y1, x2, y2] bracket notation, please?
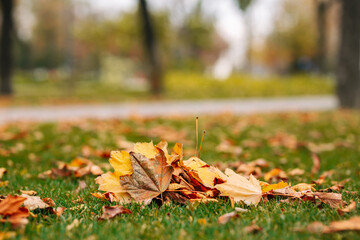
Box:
[0, 111, 359, 239]
[0, 71, 334, 106]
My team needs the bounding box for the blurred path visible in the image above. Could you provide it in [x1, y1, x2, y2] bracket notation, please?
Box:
[0, 96, 337, 125]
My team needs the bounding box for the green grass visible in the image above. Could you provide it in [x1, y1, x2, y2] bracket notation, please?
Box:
[1, 71, 334, 106]
[0, 111, 359, 239]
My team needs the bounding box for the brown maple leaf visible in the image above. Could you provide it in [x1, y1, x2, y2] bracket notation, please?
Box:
[119, 148, 174, 202]
[0, 195, 29, 227]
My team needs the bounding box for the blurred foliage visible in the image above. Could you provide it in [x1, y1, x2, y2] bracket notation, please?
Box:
[236, 0, 253, 11]
[255, 0, 318, 73]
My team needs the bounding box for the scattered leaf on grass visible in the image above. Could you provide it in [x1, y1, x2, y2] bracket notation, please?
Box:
[21, 194, 49, 211]
[311, 153, 320, 174]
[245, 222, 262, 234]
[19, 190, 37, 196]
[218, 207, 248, 224]
[97, 205, 132, 220]
[304, 216, 360, 233]
[75, 180, 87, 193]
[337, 201, 356, 216]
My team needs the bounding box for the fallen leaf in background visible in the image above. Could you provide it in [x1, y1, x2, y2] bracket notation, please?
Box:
[268, 132, 297, 149]
[245, 222, 262, 234]
[119, 149, 173, 202]
[0, 231, 16, 239]
[337, 201, 356, 216]
[38, 158, 103, 179]
[304, 216, 360, 233]
[66, 219, 80, 232]
[215, 169, 262, 206]
[137, 126, 189, 143]
[97, 205, 131, 220]
[311, 153, 320, 174]
[313, 170, 334, 185]
[0, 168, 6, 179]
[218, 207, 249, 224]
[19, 190, 37, 196]
[308, 142, 335, 153]
[21, 194, 49, 211]
[116, 137, 134, 151]
[264, 168, 288, 182]
[216, 139, 243, 156]
[288, 168, 305, 177]
[75, 180, 87, 193]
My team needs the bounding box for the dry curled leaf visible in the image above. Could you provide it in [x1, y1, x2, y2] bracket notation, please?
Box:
[337, 201, 356, 216]
[97, 205, 132, 220]
[119, 148, 173, 202]
[0, 195, 29, 227]
[311, 153, 320, 174]
[19, 190, 37, 196]
[21, 194, 49, 211]
[291, 183, 316, 192]
[215, 169, 262, 206]
[75, 180, 87, 193]
[218, 207, 248, 224]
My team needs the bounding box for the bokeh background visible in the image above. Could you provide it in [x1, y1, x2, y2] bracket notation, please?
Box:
[0, 0, 359, 107]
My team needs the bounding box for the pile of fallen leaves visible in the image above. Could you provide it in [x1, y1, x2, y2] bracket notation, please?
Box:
[93, 141, 356, 212]
[93, 141, 262, 206]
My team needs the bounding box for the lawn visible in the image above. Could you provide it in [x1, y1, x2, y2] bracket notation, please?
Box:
[0, 111, 359, 239]
[0, 71, 334, 106]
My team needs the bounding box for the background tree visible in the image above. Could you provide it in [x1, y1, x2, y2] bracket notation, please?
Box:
[236, 0, 254, 71]
[0, 0, 14, 95]
[336, 0, 360, 108]
[138, 0, 162, 96]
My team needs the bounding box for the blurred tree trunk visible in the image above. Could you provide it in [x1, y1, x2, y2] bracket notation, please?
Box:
[139, 0, 162, 96]
[0, 0, 14, 95]
[316, 1, 327, 73]
[336, 0, 360, 108]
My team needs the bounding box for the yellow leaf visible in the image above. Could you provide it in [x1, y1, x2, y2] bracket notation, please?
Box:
[133, 142, 157, 159]
[215, 169, 262, 206]
[109, 151, 132, 177]
[262, 181, 288, 193]
[95, 172, 131, 202]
